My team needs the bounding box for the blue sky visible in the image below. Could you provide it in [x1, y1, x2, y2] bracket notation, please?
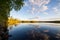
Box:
[10, 0, 60, 21]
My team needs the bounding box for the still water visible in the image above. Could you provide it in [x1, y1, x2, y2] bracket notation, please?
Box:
[9, 23, 60, 40]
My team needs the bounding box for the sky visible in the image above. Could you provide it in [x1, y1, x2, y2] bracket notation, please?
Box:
[10, 0, 60, 21]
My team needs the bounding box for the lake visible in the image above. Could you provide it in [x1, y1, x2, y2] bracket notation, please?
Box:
[9, 23, 60, 40]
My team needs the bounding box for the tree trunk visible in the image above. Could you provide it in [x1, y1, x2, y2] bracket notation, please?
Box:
[0, 17, 8, 40]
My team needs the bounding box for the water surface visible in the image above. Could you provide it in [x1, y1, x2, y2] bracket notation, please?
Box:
[9, 23, 60, 40]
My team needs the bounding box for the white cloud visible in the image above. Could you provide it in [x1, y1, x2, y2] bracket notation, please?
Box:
[25, 0, 50, 14]
[28, 16, 40, 20]
[29, 0, 50, 7]
[24, 2, 28, 6]
[32, 7, 35, 11]
[41, 5, 48, 11]
[52, 1, 60, 14]
[53, 7, 58, 12]
[43, 12, 48, 15]
[53, 7, 60, 15]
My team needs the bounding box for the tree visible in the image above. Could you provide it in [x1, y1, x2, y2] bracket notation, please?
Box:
[0, 0, 24, 40]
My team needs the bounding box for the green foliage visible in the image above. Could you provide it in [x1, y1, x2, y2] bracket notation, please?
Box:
[0, 0, 24, 16]
[0, 0, 24, 26]
[0, 0, 24, 40]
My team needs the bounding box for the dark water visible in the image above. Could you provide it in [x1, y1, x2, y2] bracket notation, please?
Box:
[9, 23, 60, 40]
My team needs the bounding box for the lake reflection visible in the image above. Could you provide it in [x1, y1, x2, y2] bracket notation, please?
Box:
[9, 23, 60, 40]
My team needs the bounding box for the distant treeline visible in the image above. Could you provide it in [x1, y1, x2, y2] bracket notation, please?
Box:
[44, 21, 60, 23]
[21, 21, 60, 23]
